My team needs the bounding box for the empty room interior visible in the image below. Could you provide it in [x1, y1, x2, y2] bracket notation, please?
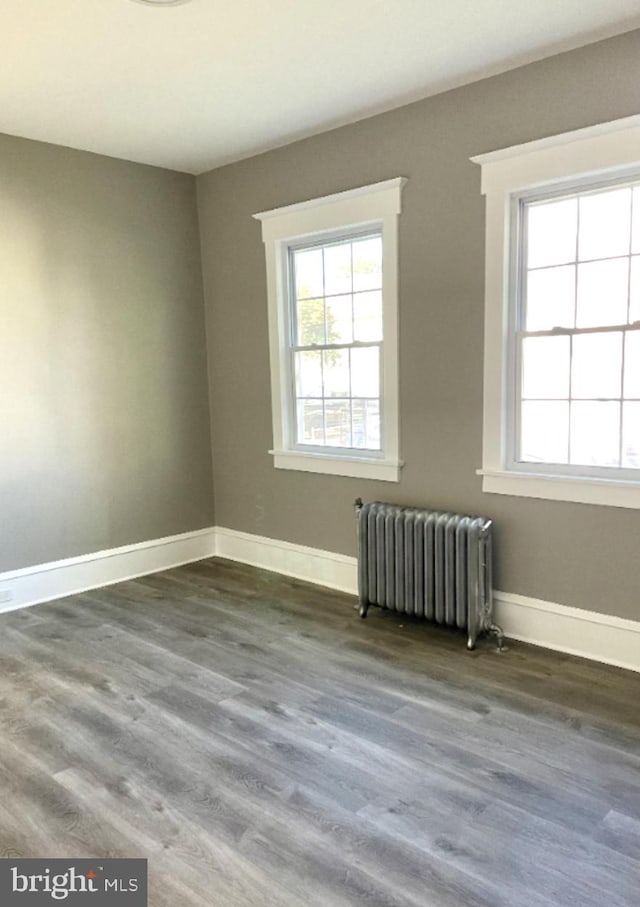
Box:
[2, 2, 640, 905]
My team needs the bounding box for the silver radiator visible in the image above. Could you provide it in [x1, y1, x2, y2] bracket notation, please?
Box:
[355, 499, 503, 650]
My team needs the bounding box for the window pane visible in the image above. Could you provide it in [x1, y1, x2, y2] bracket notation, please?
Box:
[295, 350, 322, 397]
[630, 256, 640, 324]
[297, 399, 323, 445]
[520, 401, 569, 464]
[526, 265, 575, 331]
[527, 198, 577, 269]
[570, 402, 620, 467]
[294, 248, 323, 299]
[571, 332, 622, 399]
[521, 336, 570, 399]
[622, 402, 640, 468]
[322, 349, 350, 397]
[297, 298, 325, 345]
[633, 188, 640, 255]
[351, 399, 367, 449]
[351, 346, 379, 397]
[576, 258, 629, 328]
[352, 399, 381, 450]
[325, 293, 353, 344]
[353, 291, 383, 341]
[324, 400, 351, 448]
[624, 332, 640, 399]
[578, 187, 632, 261]
[352, 236, 382, 291]
[323, 243, 352, 296]
[365, 400, 381, 449]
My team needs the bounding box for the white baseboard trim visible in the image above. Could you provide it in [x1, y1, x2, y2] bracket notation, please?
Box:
[0, 527, 217, 615]
[214, 526, 640, 674]
[2, 524, 638, 674]
[214, 526, 358, 595]
[493, 591, 640, 674]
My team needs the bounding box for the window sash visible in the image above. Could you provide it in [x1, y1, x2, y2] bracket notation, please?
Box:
[513, 332, 640, 467]
[289, 342, 384, 454]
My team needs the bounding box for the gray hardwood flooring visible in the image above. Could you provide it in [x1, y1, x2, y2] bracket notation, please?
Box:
[1, 558, 639, 906]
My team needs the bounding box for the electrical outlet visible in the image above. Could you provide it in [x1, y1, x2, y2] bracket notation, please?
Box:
[0, 590, 13, 604]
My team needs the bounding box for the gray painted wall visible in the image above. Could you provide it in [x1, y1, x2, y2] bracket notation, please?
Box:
[0, 134, 214, 571]
[197, 29, 640, 622]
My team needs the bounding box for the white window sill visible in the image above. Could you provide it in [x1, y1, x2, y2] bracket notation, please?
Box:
[478, 468, 640, 509]
[271, 449, 402, 482]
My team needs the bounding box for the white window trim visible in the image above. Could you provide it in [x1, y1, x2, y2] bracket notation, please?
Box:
[253, 178, 407, 482]
[472, 114, 640, 509]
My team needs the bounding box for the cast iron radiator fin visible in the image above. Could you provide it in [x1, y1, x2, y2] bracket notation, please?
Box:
[355, 499, 504, 651]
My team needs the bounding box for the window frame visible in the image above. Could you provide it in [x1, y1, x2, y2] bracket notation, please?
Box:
[509, 178, 640, 479]
[472, 114, 640, 509]
[254, 178, 406, 482]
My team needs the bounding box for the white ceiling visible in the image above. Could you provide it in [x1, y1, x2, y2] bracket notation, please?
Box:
[1, 0, 639, 175]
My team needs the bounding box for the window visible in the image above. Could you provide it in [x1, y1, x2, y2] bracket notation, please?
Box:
[254, 178, 406, 481]
[473, 114, 640, 508]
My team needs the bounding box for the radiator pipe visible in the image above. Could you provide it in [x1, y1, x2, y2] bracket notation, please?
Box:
[353, 498, 369, 618]
[477, 519, 505, 652]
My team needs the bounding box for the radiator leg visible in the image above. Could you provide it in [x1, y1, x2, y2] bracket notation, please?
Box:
[359, 601, 370, 619]
[488, 623, 506, 652]
[468, 623, 505, 652]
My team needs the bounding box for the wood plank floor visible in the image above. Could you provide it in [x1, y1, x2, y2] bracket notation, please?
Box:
[1, 558, 639, 906]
